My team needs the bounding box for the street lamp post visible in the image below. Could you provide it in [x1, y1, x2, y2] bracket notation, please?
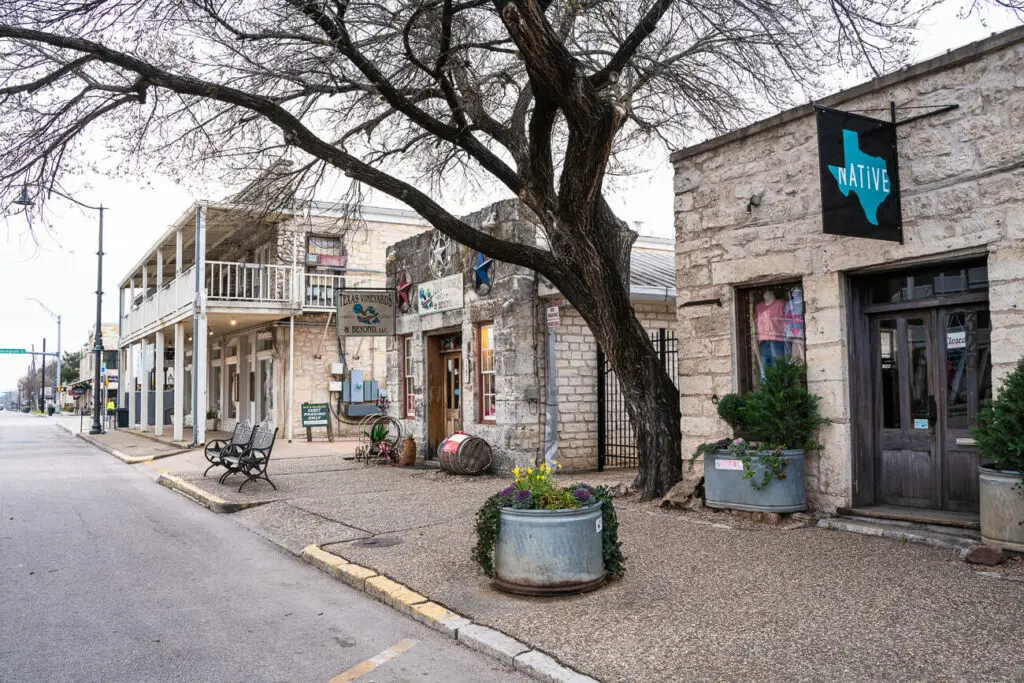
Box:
[14, 185, 106, 433]
[27, 298, 61, 410]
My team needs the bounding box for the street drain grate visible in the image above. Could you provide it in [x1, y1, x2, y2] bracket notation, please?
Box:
[355, 537, 401, 548]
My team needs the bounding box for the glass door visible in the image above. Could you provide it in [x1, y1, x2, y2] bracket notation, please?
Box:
[872, 312, 939, 509]
[443, 353, 462, 438]
[936, 306, 991, 512]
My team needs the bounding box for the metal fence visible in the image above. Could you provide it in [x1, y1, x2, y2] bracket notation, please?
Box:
[597, 328, 678, 470]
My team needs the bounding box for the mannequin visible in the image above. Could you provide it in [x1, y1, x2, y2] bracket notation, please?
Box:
[755, 290, 788, 377]
[785, 287, 806, 362]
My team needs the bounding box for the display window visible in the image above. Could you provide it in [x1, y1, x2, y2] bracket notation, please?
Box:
[739, 282, 805, 391]
[403, 336, 416, 418]
[479, 323, 496, 420]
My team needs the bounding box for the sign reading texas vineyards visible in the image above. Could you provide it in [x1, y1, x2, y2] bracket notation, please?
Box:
[336, 289, 396, 336]
[815, 105, 902, 243]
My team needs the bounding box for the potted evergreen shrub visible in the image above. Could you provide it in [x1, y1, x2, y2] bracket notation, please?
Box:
[472, 464, 624, 595]
[692, 358, 821, 512]
[973, 356, 1024, 551]
[205, 409, 219, 433]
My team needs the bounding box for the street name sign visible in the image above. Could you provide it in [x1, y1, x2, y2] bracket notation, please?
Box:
[0, 348, 26, 354]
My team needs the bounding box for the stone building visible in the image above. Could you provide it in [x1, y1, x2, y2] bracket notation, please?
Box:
[672, 27, 1024, 517]
[116, 196, 429, 443]
[385, 200, 676, 471]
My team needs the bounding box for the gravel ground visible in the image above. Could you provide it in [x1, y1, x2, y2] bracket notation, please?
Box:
[97, 428, 1024, 682]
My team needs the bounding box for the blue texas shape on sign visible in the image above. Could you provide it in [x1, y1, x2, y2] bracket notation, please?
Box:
[828, 129, 892, 225]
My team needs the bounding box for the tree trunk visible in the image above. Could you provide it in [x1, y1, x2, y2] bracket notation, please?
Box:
[557, 219, 682, 501]
[591, 308, 682, 501]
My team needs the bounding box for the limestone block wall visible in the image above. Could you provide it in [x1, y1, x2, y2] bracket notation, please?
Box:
[673, 29, 1024, 511]
[386, 201, 544, 470]
[551, 301, 676, 469]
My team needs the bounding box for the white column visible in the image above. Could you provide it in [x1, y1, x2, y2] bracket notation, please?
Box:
[156, 248, 164, 288]
[194, 203, 208, 444]
[175, 229, 183, 276]
[138, 337, 149, 431]
[154, 330, 165, 436]
[141, 265, 148, 297]
[127, 343, 136, 429]
[288, 315, 295, 442]
[237, 333, 249, 423]
[173, 322, 185, 441]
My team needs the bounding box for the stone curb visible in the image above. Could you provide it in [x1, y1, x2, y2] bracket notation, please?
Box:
[75, 431, 194, 463]
[299, 545, 599, 683]
[817, 518, 978, 551]
[156, 473, 267, 514]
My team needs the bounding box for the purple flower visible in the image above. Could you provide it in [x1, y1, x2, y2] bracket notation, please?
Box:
[499, 486, 515, 497]
[572, 487, 592, 503]
[515, 490, 532, 503]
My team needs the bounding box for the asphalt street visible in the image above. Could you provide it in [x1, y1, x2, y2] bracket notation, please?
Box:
[0, 412, 526, 683]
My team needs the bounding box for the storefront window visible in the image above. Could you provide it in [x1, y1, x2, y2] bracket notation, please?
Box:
[740, 282, 805, 390]
[403, 336, 415, 418]
[870, 260, 987, 304]
[480, 323, 496, 420]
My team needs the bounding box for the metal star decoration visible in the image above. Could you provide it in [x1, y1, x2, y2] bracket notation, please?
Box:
[396, 271, 414, 312]
[429, 232, 452, 278]
[473, 251, 493, 295]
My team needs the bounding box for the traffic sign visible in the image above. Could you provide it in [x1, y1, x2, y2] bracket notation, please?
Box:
[0, 348, 26, 355]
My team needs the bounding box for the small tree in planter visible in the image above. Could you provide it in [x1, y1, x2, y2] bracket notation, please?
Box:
[473, 464, 624, 595]
[973, 356, 1024, 551]
[692, 358, 822, 511]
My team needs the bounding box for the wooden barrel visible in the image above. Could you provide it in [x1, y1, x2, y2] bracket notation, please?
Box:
[437, 433, 492, 475]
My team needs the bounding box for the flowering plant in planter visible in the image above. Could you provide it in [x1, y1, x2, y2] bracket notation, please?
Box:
[472, 463, 625, 580]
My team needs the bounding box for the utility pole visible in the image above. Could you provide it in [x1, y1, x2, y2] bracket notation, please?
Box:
[41, 338, 46, 412]
[31, 343, 36, 411]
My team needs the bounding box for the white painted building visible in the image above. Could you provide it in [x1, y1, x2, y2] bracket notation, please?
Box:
[116, 199, 428, 443]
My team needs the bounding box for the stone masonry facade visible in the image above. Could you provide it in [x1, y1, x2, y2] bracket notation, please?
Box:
[672, 28, 1024, 511]
[386, 199, 676, 472]
[387, 201, 544, 470]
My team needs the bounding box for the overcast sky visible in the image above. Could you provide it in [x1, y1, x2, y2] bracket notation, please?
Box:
[1, 7, 1020, 395]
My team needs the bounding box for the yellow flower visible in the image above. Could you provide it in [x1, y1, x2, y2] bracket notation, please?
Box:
[527, 467, 534, 475]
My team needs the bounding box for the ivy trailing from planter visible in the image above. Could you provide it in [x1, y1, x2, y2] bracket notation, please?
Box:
[471, 469, 625, 579]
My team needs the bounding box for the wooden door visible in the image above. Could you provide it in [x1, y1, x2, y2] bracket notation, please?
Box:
[936, 305, 990, 512]
[427, 334, 462, 455]
[443, 353, 462, 438]
[872, 312, 939, 508]
[871, 306, 990, 511]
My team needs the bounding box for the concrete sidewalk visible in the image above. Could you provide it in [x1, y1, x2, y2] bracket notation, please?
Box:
[80, 426, 1024, 682]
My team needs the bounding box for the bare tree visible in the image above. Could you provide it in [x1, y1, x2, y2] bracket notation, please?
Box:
[1, 0, 1008, 497]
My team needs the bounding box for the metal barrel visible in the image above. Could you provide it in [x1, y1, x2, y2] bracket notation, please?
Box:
[493, 503, 606, 596]
[437, 434, 492, 475]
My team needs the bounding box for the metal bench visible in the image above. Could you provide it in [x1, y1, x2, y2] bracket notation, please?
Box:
[218, 424, 279, 492]
[203, 421, 253, 477]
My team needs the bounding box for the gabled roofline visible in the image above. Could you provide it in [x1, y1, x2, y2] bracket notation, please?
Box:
[670, 25, 1024, 164]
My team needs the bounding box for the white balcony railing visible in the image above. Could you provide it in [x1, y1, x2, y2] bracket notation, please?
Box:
[121, 262, 388, 338]
[303, 272, 386, 310]
[207, 261, 295, 302]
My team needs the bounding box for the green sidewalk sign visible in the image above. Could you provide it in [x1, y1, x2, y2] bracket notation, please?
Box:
[0, 348, 26, 355]
[300, 402, 334, 443]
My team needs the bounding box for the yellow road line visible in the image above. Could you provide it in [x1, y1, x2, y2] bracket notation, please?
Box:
[328, 639, 418, 683]
[141, 461, 169, 474]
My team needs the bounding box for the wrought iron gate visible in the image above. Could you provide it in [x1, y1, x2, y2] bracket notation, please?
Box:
[597, 328, 678, 470]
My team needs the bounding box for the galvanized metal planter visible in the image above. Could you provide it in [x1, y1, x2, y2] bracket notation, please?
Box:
[704, 449, 807, 513]
[493, 503, 605, 596]
[979, 464, 1024, 552]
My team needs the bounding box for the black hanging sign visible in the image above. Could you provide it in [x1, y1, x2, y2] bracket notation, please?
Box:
[815, 105, 902, 243]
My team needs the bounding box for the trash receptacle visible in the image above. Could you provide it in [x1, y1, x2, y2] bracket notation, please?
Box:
[47, 405, 55, 416]
[116, 408, 129, 428]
